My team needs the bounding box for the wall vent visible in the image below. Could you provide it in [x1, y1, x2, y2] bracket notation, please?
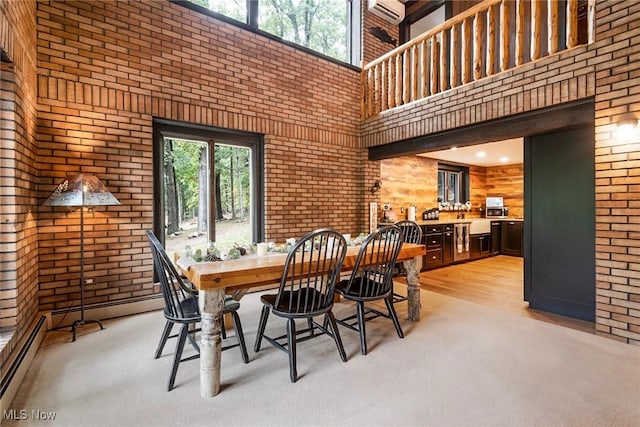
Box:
[367, 0, 405, 25]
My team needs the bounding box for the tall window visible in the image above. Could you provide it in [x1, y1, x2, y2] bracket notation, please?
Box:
[153, 119, 264, 255]
[183, 0, 361, 66]
[437, 164, 469, 206]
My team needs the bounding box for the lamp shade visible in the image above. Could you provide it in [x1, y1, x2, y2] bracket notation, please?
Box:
[43, 174, 120, 207]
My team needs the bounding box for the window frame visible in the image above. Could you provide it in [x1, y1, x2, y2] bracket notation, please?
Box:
[152, 118, 265, 247]
[437, 163, 469, 205]
[172, 0, 361, 70]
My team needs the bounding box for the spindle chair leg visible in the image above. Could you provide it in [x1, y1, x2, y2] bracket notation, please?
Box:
[155, 321, 173, 359]
[357, 302, 368, 355]
[254, 305, 270, 352]
[287, 318, 297, 382]
[326, 312, 347, 362]
[168, 324, 188, 391]
[385, 297, 404, 338]
[231, 311, 250, 363]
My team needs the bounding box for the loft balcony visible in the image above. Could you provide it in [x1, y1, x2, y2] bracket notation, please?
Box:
[361, 0, 594, 120]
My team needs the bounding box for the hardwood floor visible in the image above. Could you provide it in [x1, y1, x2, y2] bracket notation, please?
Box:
[413, 255, 595, 334]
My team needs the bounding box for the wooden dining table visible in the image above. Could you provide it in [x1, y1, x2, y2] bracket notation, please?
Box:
[178, 242, 426, 398]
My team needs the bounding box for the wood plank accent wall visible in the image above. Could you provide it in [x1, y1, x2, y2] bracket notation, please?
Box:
[486, 164, 524, 218]
[379, 156, 514, 221]
[380, 156, 438, 219]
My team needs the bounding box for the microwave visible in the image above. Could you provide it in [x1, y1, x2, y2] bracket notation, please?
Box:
[486, 207, 509, 218]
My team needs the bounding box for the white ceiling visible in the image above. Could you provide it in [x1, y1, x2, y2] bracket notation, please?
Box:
[418, 138, 524, 167]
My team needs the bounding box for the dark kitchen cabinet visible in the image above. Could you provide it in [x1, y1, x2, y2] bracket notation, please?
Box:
[422, 225, 443, 269]
[470, 234, 491, 259]
[501, 221, 523, 257]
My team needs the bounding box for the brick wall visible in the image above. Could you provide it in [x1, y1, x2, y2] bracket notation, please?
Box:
[362, 7, 400, 65]
[363, 1, 640, 344]
[592, 0, 640, 344]
[35, 0, 364, 312]
[0, 0, 40, 362]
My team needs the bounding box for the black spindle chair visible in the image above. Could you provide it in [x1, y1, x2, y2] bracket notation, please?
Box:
[254, 228, 348, 383]
[146, 230, 249, 391]
[334, 225, 404, 355]
[392, 220, 423, 303]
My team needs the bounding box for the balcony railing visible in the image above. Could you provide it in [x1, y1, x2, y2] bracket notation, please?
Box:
[361, 0, 594, 119]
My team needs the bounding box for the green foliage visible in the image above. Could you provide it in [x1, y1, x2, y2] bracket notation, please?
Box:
[166, 140, 206, 218]
[166, 139, 251, 223]
[260, 0, 347, 60]
[195, 0, 347, 61]
[215, 144, 251, 217]
[206, 0, 246, 21]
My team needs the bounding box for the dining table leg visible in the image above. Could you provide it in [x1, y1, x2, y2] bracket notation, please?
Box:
[404, 255, 422, 321]
[198, 288, 225, 398]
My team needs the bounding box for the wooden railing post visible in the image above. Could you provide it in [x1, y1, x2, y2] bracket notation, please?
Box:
[515, 0, 525, 66]
[412, 45, 419, 101]
[403, 49, 410, 104]
[378, 61, 389, 111]
[387, 57, 395, 109]
[463, 18, 473, 84]
[431, 35, 439, 95]
[395, 54, 402, 106]
[487, 4, 496, 76]
[548, 0, 559, 54]
[473, 11, 484, 81]
[566, 0, 578, 49]
[531, 0, 541, 60]
[451, 23, 460, 88]
[500, 0, 510, 72]
[440, 30, 449, 93]
[420, 40, 429, 98]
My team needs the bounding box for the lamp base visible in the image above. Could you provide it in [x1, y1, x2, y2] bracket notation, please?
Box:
[71, 318, 104, 342]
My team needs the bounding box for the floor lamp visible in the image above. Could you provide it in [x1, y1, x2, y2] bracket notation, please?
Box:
[43, 173, 120, 341]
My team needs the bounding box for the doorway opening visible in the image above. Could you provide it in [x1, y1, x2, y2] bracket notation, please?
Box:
[374, 100, 595, 329]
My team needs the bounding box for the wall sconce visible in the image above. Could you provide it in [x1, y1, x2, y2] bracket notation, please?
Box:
[617, 115, 638, 140]
[369, 27, 398, 47]
[370, 180, 382, 195]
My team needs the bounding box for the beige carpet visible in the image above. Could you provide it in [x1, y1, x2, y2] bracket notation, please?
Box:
[6, 287, 640, 427]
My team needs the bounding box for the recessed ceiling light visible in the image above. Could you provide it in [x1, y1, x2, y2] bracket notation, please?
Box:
[450, 146, 457, 150]
[500, 156, 509, 163]
[476, 151, 486, 158]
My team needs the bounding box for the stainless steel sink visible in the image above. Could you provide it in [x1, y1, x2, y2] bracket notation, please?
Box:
[470, 219, 491, 234]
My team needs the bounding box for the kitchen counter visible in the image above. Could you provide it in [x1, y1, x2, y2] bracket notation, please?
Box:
[415, 219, 473, 225]
[381, 219, 472, 226]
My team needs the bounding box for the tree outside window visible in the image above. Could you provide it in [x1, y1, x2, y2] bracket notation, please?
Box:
[189, 0, 358, 64]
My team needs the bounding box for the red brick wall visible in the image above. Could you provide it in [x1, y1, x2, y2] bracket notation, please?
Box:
[363, 1, 640, 344]
[35, 0, 364, 312]
[0, 0, 40, 360]
[362, 6, 400, 65]
[592, 0, 640, 344]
